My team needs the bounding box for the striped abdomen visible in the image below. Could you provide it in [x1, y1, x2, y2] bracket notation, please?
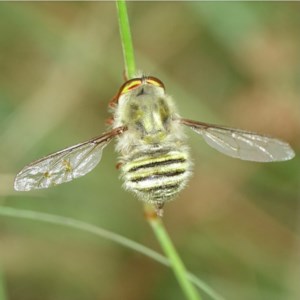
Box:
[121, 147, 192, 205]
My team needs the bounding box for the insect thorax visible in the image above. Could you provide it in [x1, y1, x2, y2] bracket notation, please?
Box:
[113, 85, 192, 205]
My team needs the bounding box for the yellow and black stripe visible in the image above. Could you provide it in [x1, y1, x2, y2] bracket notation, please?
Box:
[121, 149, 192, 204]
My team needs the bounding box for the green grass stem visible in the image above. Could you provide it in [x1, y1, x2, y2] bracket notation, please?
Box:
[116, 1, 203, 299]
[0, 206, 224, 300]
[146, 210, 202, 300]
[116, 0, 136, 79]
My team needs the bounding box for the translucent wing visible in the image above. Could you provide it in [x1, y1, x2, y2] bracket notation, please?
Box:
[180, 119, 295, 162]
[14, 127, 126, 191]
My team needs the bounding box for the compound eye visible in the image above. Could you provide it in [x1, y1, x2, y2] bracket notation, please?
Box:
[145, 77, 165, 89]
[120, 79, 142, 95]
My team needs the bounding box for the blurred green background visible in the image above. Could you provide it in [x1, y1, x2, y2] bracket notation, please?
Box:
[0, 2, 299, 300]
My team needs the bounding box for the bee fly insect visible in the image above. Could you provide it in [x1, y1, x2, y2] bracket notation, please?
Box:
[14, 75, 295, 216]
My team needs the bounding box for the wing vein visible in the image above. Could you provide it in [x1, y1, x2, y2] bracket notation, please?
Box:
[180, 118, 294, 162]
[14, 126, 126, 191]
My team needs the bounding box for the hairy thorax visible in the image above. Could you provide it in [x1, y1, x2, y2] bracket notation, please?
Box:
[113, 84, 192, 205]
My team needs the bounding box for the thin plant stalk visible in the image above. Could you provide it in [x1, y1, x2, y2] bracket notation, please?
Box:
[116, 0, 136, 79]
[0, 207, 224, 300]
[146, 208, 202, 300]
[116, 1, 202, 299]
